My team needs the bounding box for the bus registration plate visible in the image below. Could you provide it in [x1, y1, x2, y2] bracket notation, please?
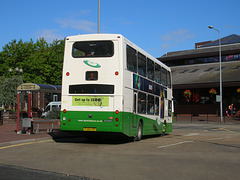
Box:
[83, 127, 97, 131]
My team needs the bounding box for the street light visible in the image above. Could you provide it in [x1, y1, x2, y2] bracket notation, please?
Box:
[8, 67, 23, 75]
[208, 26, 223, 122]
[8, 67, 23, 133]
[98, 0, 100, 33]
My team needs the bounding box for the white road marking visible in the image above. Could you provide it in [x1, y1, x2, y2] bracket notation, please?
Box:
[207, 138, 223, 141]
[158, 141, 194, 149]
[183, 133, 200, 136]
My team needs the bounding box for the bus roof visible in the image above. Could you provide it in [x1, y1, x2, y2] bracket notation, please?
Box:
[65, 33, 170, 71]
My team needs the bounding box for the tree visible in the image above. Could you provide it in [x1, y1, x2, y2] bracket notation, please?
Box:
[0, 38, 65, 109]
[0, 38, 65, 85]
[0, 76, 23, 110]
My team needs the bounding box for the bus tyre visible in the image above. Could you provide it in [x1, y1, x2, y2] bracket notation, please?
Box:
[134, 122, 143, 141]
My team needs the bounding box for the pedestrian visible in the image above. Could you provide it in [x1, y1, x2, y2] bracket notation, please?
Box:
[228, 103, 234, 115]
[27, 110, 34, 134]
[226, 108, 229, 117]
[30, 116, 34, 134]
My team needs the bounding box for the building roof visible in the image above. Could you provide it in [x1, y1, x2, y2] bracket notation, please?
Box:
[158, 34, 240, 61]
[159, 43, 240, 61]
[172, 61, 240, 89]
[201, 34, 240, 48]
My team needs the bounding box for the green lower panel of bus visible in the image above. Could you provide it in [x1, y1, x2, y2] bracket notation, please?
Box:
[60, 111, 172, 137]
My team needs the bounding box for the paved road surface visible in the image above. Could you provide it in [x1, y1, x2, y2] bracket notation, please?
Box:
[0, 122, 240, 180]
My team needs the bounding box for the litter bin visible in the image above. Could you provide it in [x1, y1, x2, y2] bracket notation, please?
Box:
[22, 118, 31, 134]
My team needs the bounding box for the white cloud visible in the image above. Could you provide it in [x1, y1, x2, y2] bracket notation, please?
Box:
[160, 29, 195, 49]
[35, 29, 63, 42]
[55, 18, 97, 33]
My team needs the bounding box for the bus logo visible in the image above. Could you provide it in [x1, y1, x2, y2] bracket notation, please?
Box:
[83, 60, 101, 68]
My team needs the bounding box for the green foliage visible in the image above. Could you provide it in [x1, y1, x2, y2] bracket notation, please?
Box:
[0, 76, 23, 108]
[0, 38, 65, 85]
[0, 38, 65, 108]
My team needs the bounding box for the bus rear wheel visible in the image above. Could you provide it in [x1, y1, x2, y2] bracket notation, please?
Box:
[134, 121, 143, 141]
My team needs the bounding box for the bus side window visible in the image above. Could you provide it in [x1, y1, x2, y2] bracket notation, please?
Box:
[162, 68, 167, 86]
[147, 95, 154, 114]
[167, 71, 171, 88]
[168, 100, 172, 117]
[138, 52, 146, 77]
[155, 64, 161, 83]
[147, 58, 154, 80]
[138, 92, 146, 114]
[155, 97, 159, 115]
[127, 45, 137, 73]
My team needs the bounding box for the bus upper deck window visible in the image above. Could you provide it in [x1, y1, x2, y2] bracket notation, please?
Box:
[72, 41, 114, 58]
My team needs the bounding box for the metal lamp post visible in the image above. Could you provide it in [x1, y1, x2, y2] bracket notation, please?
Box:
[9, 67, 23, 133]
[208, 26, 223, 122]
[98, 0, 100, 33]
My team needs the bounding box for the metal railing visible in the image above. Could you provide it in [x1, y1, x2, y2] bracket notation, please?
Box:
[175, 114, 240, 124]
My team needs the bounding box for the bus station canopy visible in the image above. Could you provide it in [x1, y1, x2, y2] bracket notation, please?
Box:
[17, 83, 61, 93]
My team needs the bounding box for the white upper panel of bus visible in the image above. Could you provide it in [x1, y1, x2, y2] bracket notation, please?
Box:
[65, 33, 170, 71]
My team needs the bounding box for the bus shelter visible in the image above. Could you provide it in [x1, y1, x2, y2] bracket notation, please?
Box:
[16, 83, 61, 133]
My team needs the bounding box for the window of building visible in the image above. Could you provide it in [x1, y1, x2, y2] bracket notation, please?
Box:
[163, 53, 240, 67]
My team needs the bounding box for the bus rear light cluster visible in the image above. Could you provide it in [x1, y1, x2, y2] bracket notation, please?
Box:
[63, 109, 67, 113]
[115, 110, 119, 114]
[63, 117, 66, 121]
[66, 72, 70, 76]
[115, 118, 119, 122]
[68, 119, 71, 122]
[115, 71, 119, 76]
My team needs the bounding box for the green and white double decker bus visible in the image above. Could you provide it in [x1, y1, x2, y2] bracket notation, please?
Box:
[60, 34, 173, 140]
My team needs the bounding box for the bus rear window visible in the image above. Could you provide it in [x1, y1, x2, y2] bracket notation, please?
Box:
[69, 84, 114, 94]
[72, 41, 114, 58]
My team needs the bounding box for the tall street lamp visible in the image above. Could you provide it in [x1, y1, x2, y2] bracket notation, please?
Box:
[98, 0, 100, 33]
[9, 67, 23, 133]
[208, 26, 223, 122]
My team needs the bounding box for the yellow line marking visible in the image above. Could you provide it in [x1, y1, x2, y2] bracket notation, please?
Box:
[211, 128, 235, 133]
[0, 139, 52, 150]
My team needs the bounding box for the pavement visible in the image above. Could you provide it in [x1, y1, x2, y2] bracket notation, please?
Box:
[0, 122, 59, 144]
[0, 116, 239, 145]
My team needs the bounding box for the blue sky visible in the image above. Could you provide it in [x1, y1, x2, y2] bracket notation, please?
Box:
[1, 0, 240, 57]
